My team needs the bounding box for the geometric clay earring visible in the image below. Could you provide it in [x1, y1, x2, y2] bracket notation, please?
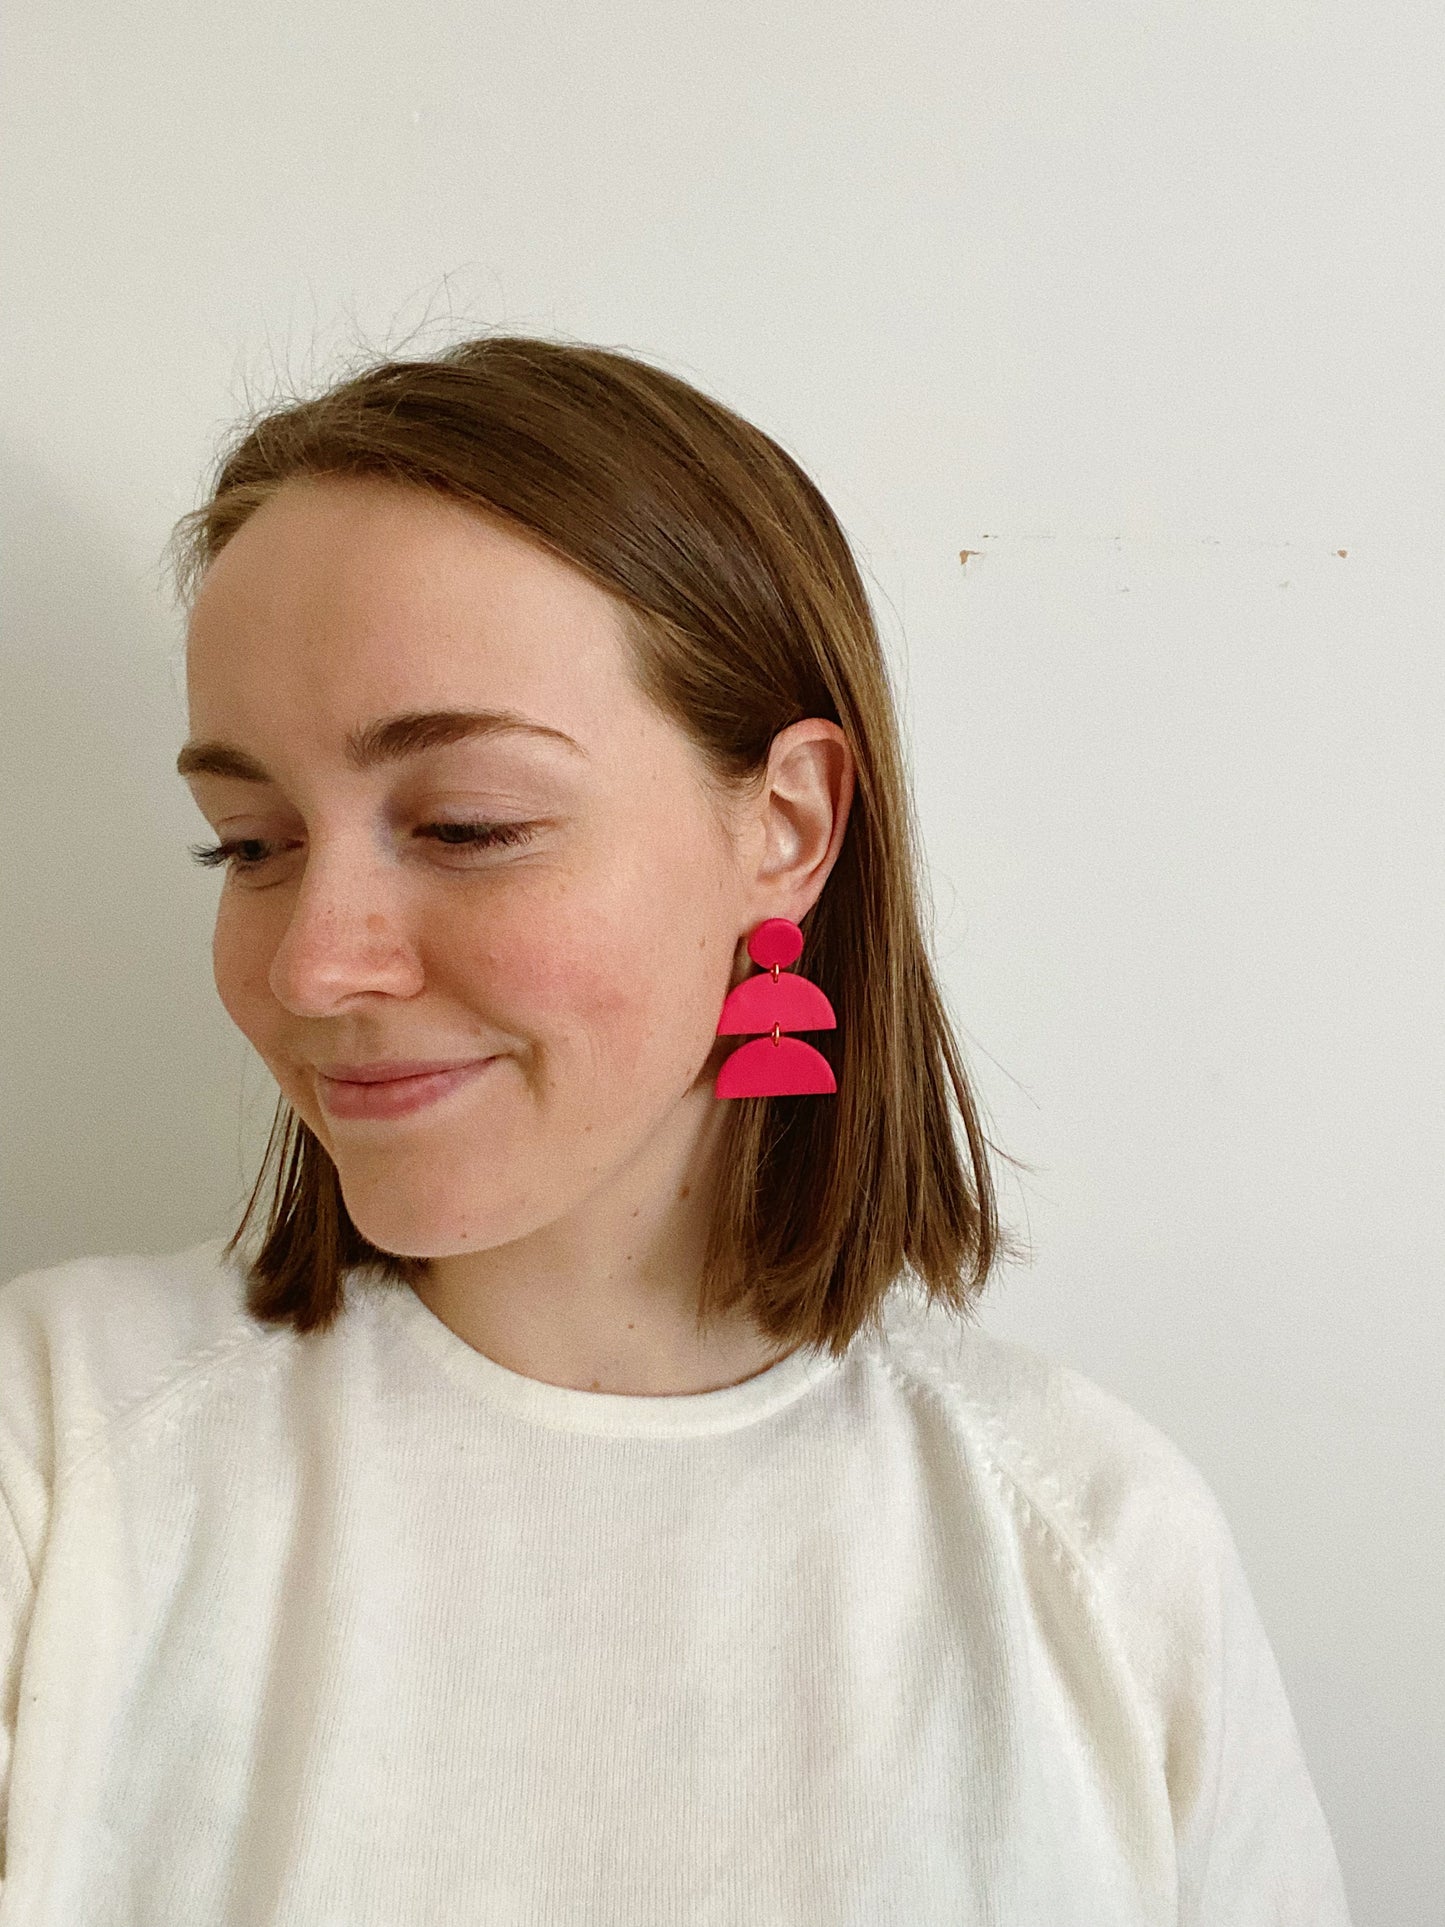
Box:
[714, 915, 837, 1098]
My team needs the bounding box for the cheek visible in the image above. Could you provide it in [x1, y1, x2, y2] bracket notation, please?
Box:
[211, 915, 273, 1037]
[481, 918, 649, 1046]
[477, 898, 724, 1071]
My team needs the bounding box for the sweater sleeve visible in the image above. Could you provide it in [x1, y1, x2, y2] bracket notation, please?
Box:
[1026, 1355, 1354, 1925]
[1166, 1492, 1354, 1926]
[0, 1264, 55, 1900]
[0, 1478, 33, 1892]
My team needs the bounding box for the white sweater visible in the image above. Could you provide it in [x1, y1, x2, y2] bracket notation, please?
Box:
[0, 1237, 1351, 1926]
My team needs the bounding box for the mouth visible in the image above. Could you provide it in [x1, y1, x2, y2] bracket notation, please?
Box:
[316, 1058, 491, 1083]
[316, 1058, 498, 1121]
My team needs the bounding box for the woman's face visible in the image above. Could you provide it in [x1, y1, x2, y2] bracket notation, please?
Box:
[180, 474, 762, 1263]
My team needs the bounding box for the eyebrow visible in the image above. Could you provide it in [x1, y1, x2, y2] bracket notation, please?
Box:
[175, 707, 586, 783]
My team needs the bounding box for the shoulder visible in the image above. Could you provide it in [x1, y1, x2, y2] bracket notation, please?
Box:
[0, 1238, 290, 1507]
[876, 1294, 1351, 1919]
[876, 1289, 1283, 1796]
[876, 1287, 1234, 1607]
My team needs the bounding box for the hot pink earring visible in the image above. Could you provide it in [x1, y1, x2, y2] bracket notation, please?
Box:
[714, 916, 837, 1099]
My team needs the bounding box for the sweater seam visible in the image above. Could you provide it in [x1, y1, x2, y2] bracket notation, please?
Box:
[53, 1323, 295, 1502]
[874, 1344, 1175, 1800]
[0, 1474, 35, 1591]
[874, 1348, 1104, 1599]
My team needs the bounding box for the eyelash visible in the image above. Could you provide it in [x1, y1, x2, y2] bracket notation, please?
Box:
[188, 821, 535, 876]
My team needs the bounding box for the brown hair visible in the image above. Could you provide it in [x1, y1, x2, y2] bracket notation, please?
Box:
[166, 332, 1030, 1360]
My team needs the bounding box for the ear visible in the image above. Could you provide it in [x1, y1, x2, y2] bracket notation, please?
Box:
[740, 718, 855, 931]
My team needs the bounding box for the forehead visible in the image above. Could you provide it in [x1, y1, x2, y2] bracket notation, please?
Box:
[185, 475, 640, 732]
[180, 475, 709, 790]
[190, 470, 612, 635]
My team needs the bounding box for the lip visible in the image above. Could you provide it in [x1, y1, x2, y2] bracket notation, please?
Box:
[317, 1058, 496, 1121]
[317, 1059, 488, 1083]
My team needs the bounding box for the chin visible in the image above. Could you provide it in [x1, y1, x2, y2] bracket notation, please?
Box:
[341, 1198, 475, 1258]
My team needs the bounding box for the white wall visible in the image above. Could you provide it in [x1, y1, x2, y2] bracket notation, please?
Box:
[2, 3, 1439, 1916]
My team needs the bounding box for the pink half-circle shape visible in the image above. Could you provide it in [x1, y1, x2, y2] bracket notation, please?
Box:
[715, 1034, 837, 1098]
[715, 972, 836, 1036]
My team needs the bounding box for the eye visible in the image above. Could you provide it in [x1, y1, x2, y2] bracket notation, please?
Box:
[187, 820, 536, 876]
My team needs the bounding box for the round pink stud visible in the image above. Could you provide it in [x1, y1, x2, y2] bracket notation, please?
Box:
[746, 917, 804, 970]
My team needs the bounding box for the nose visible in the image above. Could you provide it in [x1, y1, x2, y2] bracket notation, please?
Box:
[263, 855, 427, 1013]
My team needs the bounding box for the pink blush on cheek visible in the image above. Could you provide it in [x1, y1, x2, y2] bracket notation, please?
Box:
[481, 937, 639, 1034]
[467, 893, 726, 1067]
[507, 943, 708, 1085]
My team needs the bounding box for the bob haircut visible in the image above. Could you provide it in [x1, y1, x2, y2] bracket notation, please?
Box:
[166, 332, 1029, 1360]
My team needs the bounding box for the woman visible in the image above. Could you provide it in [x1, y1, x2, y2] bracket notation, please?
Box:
[0, 336, 1351, 1923]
